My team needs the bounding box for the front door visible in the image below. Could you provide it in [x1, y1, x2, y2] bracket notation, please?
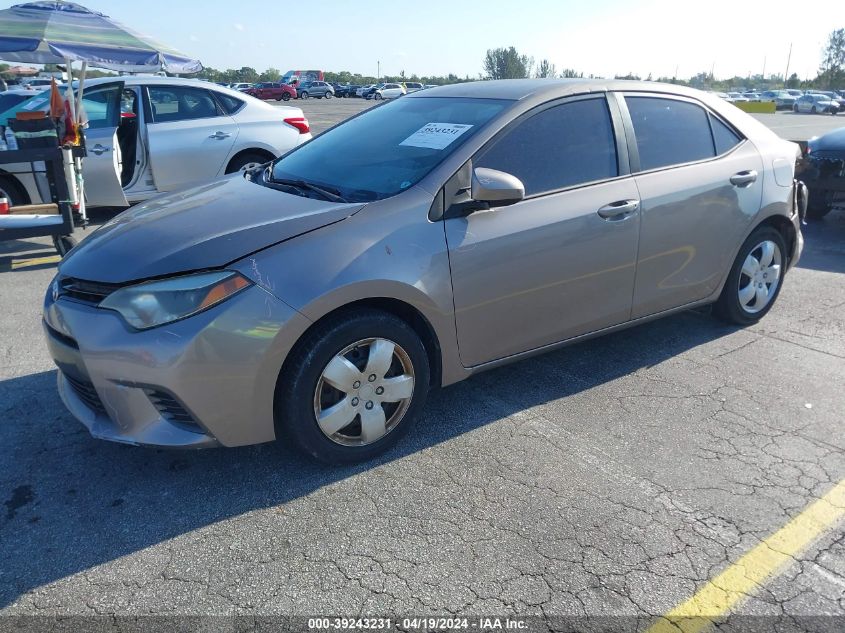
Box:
[80, 82, 128, 207]
[144, 84, 239, 191]
[445, 96, 641, 367]
[620, 94, 764, 318]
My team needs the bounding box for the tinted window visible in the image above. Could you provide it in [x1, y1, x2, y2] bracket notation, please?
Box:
[215, 92, 244, 115]
[627, 97, 715, 170]
[709, 114, 741, 155]
[476, 98, 618, 196]
[271, 97, 508, 202]
[148, 86, 221, 122]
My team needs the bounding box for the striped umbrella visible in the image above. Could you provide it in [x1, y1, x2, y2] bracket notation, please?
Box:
[0, 1, 202, 74]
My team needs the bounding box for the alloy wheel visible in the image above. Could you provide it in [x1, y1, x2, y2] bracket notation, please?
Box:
[738, 240, 782, 314]
[313, 338, 415, 446]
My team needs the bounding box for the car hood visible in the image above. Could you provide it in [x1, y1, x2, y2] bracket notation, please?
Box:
[60, 175, 364, 284]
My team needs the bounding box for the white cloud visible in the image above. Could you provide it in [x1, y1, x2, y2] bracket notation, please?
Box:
[233, 23, 245, 32]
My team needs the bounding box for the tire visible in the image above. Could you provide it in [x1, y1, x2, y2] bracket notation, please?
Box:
[300, 91, 309, 99]
[811, 106, 817, 114]
[806, 188, 833, 219]
[275, 309, 430, 464]
[714, 226, 788, 326]
[282, 93, 290, 101]
[325, 91, 333, 99]
[793, 104, 799, 113]
[52, 234, 77, 257]
[225, 152, 270, 174]
[0, 175, 30, 206]
[375, 93, 383, 100]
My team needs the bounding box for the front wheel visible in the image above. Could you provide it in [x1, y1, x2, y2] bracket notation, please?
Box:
[300, 91, 309, 99]
[374, 93, 383, 100]
[282, 93, 290, 101]
[793, 104, 799, 113]
[811, 106, 817, 114]
[325, 91, 333, 99]
[275, 309, 430, 464]
[714, 226, 787, 325]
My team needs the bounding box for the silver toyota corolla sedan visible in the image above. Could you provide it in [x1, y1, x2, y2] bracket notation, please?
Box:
[43, 80, 805, 463]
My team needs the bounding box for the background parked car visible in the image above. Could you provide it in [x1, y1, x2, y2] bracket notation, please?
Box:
[345, 83, 363, 97]
[370, 83, 405, 100]
[359, 84, 381, 99]
[759, 90, 797, 110]
[330, 83, 350, 97]
[726, 92, 749, 103]
[793, 94, 839, 114]
[243, 82, 296, 101]
[401, 82, 424, 93]
[808, 91, 845, 111]
[229, 83, 254, 92]
[297, 81, 335, 99]
[0, 77, 311, 208]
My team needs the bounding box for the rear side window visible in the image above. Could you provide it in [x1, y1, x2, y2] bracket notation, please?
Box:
[626, 97, 715, 170]
[215, 92, 244, 115]
[476, 97, 618, 196]
[710, 114, 741, 155]
[147, 86, 222, 122]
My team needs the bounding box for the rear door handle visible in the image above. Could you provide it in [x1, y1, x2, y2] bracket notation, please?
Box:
[597, 199, 639, 220]
[730, 170, 758, 187]
[90, 144, 110, 155]
[209, 131, 231, 140]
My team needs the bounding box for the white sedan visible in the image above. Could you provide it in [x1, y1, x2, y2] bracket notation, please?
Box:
[0, 77, 311, 208]
[373, 83, 406, 100]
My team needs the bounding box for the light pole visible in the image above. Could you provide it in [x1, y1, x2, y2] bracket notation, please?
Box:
[377, 60, 380, 82]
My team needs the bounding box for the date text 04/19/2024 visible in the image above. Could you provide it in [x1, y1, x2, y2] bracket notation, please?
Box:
[307, 617, 528, 630]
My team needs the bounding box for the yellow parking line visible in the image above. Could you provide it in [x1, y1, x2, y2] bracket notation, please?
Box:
[648, 479, 845, 633]
[10, 255, 60, 270]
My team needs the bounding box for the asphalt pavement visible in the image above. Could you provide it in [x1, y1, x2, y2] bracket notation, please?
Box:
[1, 96, 844, 630]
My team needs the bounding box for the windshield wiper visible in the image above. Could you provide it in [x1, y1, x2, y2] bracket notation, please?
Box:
[264, 169, 348, 203]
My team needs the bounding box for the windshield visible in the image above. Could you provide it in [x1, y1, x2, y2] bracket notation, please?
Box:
[270, 96, 509, 202]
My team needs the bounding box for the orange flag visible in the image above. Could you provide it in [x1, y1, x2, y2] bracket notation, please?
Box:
[49, 77, 63, 120]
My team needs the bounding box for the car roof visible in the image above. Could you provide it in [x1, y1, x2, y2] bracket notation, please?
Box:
[407, 78, 720, 101]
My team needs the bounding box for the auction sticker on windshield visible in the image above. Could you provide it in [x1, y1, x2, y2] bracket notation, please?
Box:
[400, 123, 473, 150]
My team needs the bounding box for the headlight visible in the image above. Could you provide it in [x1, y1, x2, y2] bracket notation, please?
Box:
[100, 271, 252, 330]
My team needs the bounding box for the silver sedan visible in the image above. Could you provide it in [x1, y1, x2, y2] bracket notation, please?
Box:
[44, 80, 804, 463]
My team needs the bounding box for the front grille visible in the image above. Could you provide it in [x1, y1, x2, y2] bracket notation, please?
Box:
[145, 389, 202, 431]
[64, 373, 106, 413]
[59, 277, 123, 305]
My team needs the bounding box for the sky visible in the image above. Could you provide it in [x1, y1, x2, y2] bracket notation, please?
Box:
[2, 0, 838, 81]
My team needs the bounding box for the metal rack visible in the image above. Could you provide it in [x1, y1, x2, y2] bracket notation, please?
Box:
[0, 145, 86, 255]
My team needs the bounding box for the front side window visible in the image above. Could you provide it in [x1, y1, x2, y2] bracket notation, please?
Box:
[270, 96, 509, 202]
[147, 86, 222, 123]
[81, 84, 122, 129]
[475, 97, 618, 197]
[626, 96, 715, 170]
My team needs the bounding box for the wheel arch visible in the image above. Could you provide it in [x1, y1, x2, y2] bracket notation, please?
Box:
[278, 297, 443, 390]
[225, 147, 277, 173]
[754, 213, 797, 266]
[0, 171, 32, 205]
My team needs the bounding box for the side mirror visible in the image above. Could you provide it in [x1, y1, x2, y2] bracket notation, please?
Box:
[471, 167, 525, 207]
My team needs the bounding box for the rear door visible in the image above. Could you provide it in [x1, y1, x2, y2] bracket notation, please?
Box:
[80, 82, 128, 207]
[619, 93, 763, 318]
[144, 84, 239, 191]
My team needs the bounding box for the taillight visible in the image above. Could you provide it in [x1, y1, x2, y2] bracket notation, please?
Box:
[284, 117, 310, 134]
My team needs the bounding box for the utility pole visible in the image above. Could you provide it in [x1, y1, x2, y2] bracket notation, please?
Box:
[783, 43, 792, 88]
[377, 60, 380, 82]
[762, 55, 766, 81]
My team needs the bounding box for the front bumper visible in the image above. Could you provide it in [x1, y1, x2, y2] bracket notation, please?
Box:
[43, 283, 311, 448]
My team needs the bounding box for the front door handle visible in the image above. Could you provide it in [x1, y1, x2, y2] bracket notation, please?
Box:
[730, 170, 758, 187]
[209, 131, 231, 140]
[597, 199, 639, 220]
[90, 144, 110, 155]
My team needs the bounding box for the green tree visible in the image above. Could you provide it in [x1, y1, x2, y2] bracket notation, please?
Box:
[818, 28, 845, 89]
[258, 67, 281, 82]
[535, 59, 556, 78]
[558, 68, 583, 78]
[483, 46, 531, 79]
[786, 72, 801, 89]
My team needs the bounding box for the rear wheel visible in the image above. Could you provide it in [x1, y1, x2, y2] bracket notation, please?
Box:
[275, 309, 430, 464]
[811, 106, 818, 114]
[714, 226, 787, 325]
[793, 104, 799, 113]
[325, 91, 333, 99]
[0, 175, 30, 207]
[225, 152, 270, 174]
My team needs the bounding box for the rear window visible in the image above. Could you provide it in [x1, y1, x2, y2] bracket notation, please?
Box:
[215, 92, 244, 115]
[626, 96, 716, 170]
[709, 113, 742, 155]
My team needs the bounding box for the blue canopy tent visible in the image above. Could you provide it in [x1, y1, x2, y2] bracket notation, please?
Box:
[0, 1, 202, 224]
